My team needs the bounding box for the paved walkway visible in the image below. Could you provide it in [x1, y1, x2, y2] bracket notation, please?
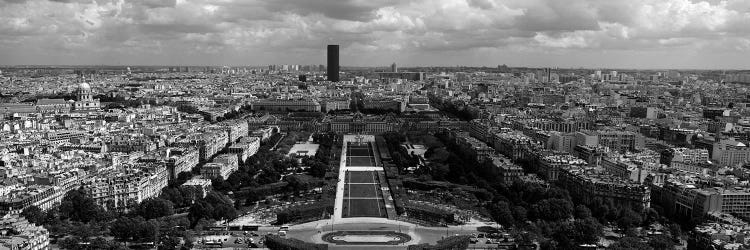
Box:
[334, 134, 387, 220]
[291, 134, 499, 247]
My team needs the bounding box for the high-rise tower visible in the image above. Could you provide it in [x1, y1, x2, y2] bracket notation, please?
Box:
[327, 45, 339, 82]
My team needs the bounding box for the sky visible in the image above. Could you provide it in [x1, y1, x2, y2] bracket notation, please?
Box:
[1, 0, 750, 69]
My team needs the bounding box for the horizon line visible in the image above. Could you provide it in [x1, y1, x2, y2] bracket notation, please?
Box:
[0, 64, 748, 72]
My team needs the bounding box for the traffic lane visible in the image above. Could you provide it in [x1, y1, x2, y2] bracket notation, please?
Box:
[194, 234, 264, 248]
[195, 230, 273, 245]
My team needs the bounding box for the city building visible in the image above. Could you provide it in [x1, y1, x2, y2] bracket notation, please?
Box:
[323, 99, 350, 112]
[558, 166, 651, 210]
[81, 166, 168, 211]
[228, 136, 260, 162]
[73, 82, 100, 111]
[491, 155, 524, 184]
[712, 138, 750, 166]
[251, 99, 321, 112]
[182, 177, 212, 199]
[35, 98, 70, 113]
[629, 107, 659, 119]
[575, 130, 644, 153]
[327, 45, 339, 82]
[0, 214, 49, 250]
[538, 154, 587, 182]
[455, 134, 494, 162]
[201, 154, 239, 180]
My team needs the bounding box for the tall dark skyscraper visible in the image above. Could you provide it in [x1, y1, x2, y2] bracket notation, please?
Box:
[327, 45, 339, 82]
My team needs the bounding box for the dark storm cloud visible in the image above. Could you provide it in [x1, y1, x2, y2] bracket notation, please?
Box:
[48, 0, 92, 3]
[262, 0, 399, 21]
[467, 0, 494, 10]
[2, 0, 28, 4]
[140, 0, 177, 9]
[513, 0, 600, 32]
[0, 0, 750, 68]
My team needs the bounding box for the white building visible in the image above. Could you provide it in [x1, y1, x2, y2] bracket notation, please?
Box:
[713, 139, 750, 166]
[0, 214, 49, 250]
[201, 154, 239, 180]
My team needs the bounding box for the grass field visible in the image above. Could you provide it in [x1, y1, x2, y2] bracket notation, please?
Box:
[346, 171, 377, 183]
[348, 147, 372, 157]
[346, 184, 380, 198]
[346, 156, 375, 166]
[342, 198, 387, 218]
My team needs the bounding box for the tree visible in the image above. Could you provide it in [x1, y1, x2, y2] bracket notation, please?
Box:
[226, 170, 250, 190]
[245, 191, 263, 205]
[59, 189, 103, 223]
[110, 217, 137, 241]
[305, 158, 328, 178]
[257, 169, 281, 185]
[212, 204, 237, 221]
[204, 192, 233, 206]
[136, 219, 159, 243]
[111, 217, 159, 243]
[668, 223, 682, 242]
[211, 178, 231, 192]
[136, 198, 175, 220]
[642, 208, 660, 226]
[648, 235, 675, 250]
[531, 198, 573, 221]
[69, 222, 100, 239]
[188, 202, 212, 226]
[574, 204, 592, 219]
[489, 201, 515, 226]
[609, 237, 653, 250]
[160, 188, 184, 208]
[512, 206, 528, 224]
[617, 208, 643, 231]
[569, 218, 602, 244]
[21, 206, 45, 225]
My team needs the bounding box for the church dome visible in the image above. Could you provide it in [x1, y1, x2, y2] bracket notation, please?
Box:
[79, 82, 91, 91]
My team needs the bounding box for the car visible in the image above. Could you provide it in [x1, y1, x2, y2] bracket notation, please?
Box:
[243, 231, 248, 235]
[251, 232, 259, 236]
[469, 238, 479, 244]
[478, 233, 485, 238]
[486, 239, 493, 244]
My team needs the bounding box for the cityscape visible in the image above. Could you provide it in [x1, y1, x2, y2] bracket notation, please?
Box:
[3, 0, 750, 250]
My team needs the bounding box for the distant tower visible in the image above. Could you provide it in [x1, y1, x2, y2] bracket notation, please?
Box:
[391, 62, 398, 73]
[327, 45, 339, 82]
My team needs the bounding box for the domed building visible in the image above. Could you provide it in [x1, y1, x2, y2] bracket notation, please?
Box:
[73, 81, 100, 111]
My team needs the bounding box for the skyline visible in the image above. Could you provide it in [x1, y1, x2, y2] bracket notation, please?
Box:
[1, 0, 750, 69]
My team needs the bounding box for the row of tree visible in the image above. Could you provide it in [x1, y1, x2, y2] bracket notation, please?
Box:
[187, 191, 238, 227]
[20, 189, 190, 248]
[381, 130, 680, 249]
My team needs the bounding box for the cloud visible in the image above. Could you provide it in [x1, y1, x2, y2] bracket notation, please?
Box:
[261, 0, 400, 22]
[0, 0, 749, 68]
